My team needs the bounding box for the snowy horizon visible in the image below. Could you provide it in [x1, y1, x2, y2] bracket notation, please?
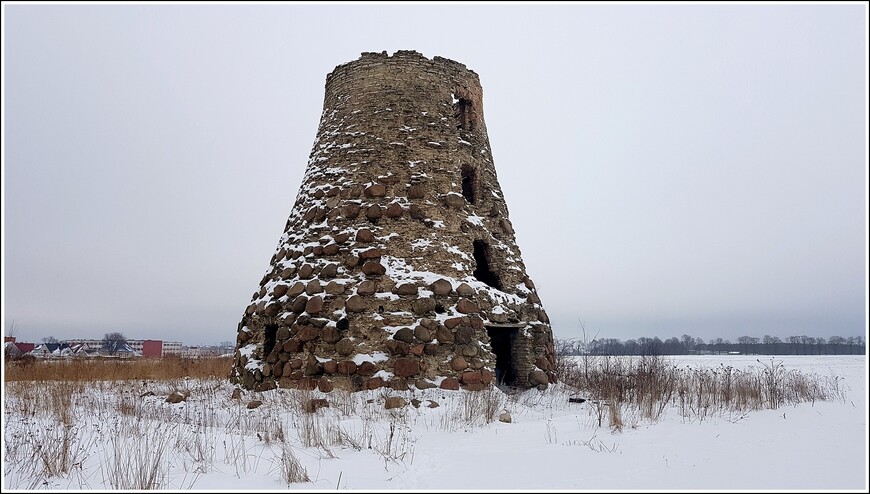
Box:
[2, 355, 867, 490]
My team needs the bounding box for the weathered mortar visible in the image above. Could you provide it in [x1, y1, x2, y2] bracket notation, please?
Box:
[231, 50, 556, 392]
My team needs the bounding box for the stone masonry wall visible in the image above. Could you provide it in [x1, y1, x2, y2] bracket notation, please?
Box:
[231, 50, 556, 393]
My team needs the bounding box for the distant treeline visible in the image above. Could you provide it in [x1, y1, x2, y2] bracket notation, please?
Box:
[555, 334, 867, 356]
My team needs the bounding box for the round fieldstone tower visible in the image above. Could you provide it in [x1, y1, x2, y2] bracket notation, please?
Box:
[231, 50, 556, 393]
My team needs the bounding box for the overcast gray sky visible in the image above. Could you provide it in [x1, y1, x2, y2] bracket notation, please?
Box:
[3, 3, 867, 345]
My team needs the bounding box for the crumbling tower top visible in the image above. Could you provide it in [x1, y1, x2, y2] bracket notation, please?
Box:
[324, 50, 485, 138]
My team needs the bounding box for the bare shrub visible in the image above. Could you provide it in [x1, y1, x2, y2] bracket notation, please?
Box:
[372, 414, 415, 464]
[560, 354, 843, 427]
[572, 430, 620, 454]
[12, 422, 93, 483]
[277, 442, 310, 484]
[481, 385, 506, 423]
[607, 403, 623, 432]
[327, 387, 358, 416]
[447, 387, 507, 428]
[104, 425, 171, 489]
[297, 411, 330, 451]
[758, 358, 786, 409]
[553, 338, 580, 385]
[544, 419, 557, 444]
[221, 434, 252, 476]
[174, 424, 215, 474]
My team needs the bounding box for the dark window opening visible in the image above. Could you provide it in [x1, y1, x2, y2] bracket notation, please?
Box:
[461, 165, 477, 204]
[378, 305, 384, 314]
[473, 240, 502, 290]
[264, 324, 278, 357]
[454, 97, 474, 131]
[487, 327, 518, 386]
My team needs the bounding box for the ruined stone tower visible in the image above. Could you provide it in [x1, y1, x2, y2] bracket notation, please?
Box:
[231, 50, 556, 393]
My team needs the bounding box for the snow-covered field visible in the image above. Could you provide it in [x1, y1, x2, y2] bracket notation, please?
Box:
[2, 355, 866, 491]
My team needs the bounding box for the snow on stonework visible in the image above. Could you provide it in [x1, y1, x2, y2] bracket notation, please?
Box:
[231, 50, 556, 392]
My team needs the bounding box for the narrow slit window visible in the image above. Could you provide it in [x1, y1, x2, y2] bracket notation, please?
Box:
[461, 165, 477, 204]
[264, 324, 278, 357]
[454, 97, 474, 131]
[473, 240, 502, 290]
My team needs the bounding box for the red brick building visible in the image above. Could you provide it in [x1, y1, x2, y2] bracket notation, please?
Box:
[141, 340, 163, 358]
